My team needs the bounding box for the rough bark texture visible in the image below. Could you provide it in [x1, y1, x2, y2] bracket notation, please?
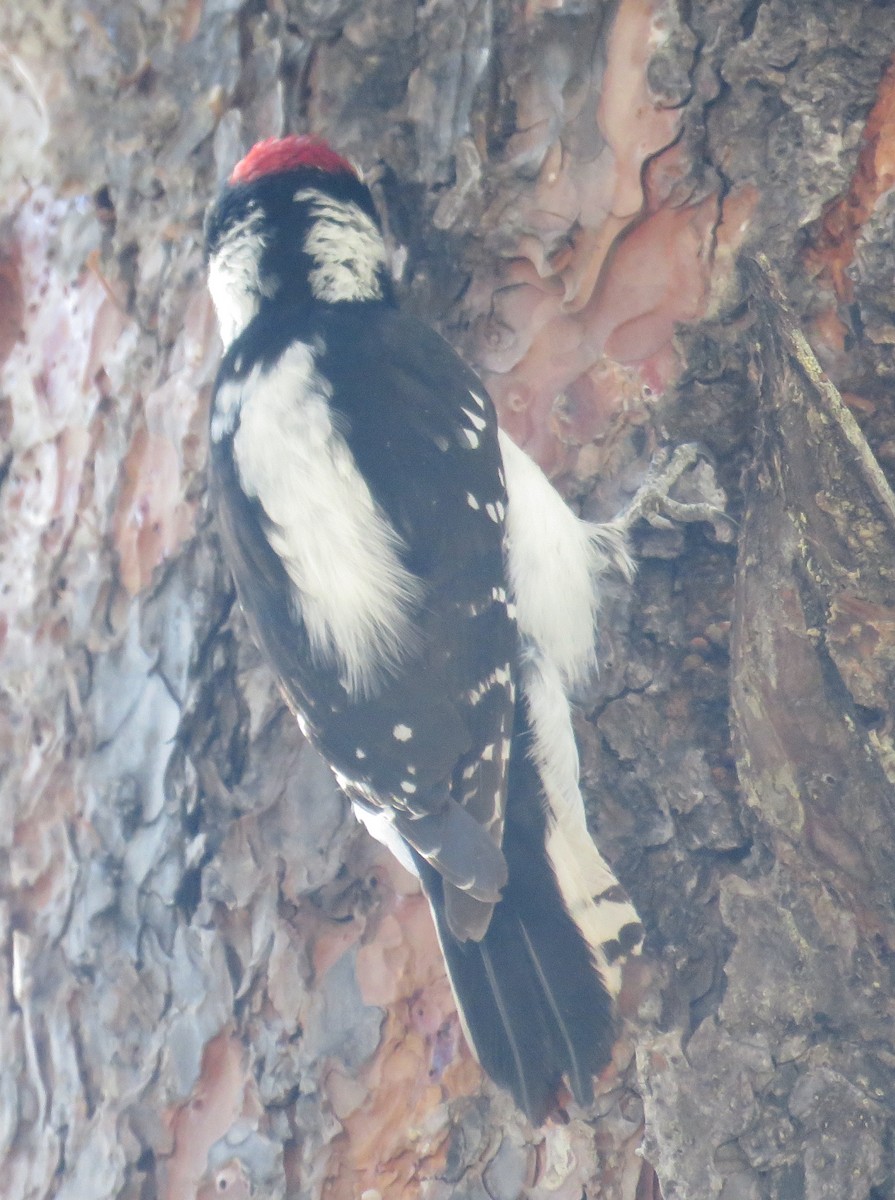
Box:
[2, 1, 895, 1197]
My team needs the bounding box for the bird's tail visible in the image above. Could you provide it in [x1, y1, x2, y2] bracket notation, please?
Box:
[419, 676, 643, 1123]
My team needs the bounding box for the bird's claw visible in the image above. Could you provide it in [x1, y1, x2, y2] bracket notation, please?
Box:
[617, 443, 736, 543]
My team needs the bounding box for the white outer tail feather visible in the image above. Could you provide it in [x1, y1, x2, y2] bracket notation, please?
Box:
[520, 652, 641, 996]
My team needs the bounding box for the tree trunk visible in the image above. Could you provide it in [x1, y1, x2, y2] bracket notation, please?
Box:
[2, 1, 894, 1197]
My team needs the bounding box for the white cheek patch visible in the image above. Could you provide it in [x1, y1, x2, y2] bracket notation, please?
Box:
[207, 208, 267, 349]
[294, 189, 387, 303]
[230, 342, 423, 697]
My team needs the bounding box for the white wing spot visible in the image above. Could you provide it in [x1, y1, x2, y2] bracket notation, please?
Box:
[407, 764, 417, 775]
[469, 389, 487, 411]
[462, 407, 488, 432]
[355, 747, 367, 760]
[466, 661, 512, 705]
[434, 435, 450, 452]
[485, 503, 500, 523]
[506, 602, 518, 619]
[467, 493, 480, 510]
[393, 724, 413, 741]
[462, 428, 480, 450]
[400, 780, 417, 795]
[481, 743, 495, 762]
[491, 586, 507, 603]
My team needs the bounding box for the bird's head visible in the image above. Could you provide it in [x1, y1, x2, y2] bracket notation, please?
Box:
[205, 135, 391, 348]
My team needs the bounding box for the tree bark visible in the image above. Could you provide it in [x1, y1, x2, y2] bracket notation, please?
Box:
[2, 1, 894, 1197]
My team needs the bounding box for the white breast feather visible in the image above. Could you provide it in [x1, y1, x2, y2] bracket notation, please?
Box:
[295, 189, 387, 303]
[499, 430, 633, 692]
[229, 342, 423, 697]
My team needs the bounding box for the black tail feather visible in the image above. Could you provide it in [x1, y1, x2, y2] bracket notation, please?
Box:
[418, 712, 616, 1123]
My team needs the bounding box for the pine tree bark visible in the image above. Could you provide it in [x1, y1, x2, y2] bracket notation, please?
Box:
[2, 1, 894, 1197]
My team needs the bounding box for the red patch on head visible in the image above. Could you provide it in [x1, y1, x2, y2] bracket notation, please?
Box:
[230, 136, 357, 186]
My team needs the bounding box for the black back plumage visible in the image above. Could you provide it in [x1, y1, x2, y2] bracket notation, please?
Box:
[210, 293, 517, 911]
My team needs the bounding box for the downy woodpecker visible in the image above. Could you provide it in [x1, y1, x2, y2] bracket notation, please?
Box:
[205, 136, 644, 1122]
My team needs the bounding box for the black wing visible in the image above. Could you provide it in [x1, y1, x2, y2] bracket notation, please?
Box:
[209, 302, 517, 937]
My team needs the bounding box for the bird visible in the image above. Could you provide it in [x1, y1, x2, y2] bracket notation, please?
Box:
[204, 134, 644, 1123]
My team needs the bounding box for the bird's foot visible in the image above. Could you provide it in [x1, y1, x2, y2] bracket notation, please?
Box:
[615, 443, 736, 544]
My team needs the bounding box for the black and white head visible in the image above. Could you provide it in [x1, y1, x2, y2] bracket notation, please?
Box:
[205, 135, 393, 348]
